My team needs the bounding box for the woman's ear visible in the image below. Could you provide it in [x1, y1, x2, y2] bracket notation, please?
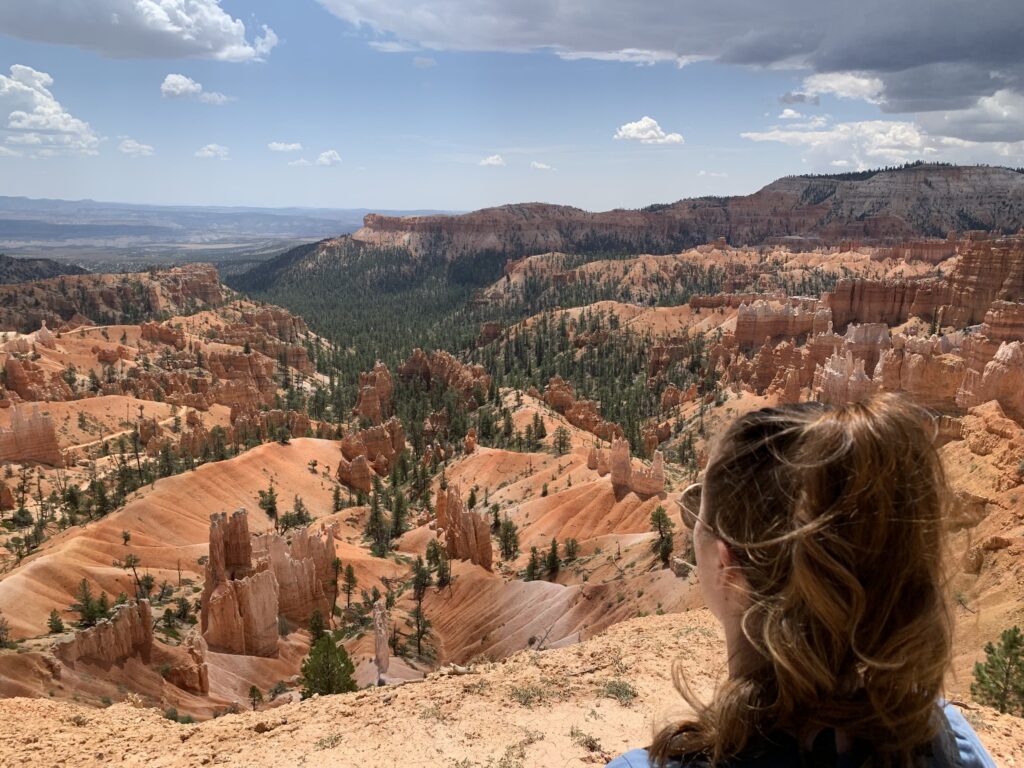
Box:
[716, 539, 747, 591]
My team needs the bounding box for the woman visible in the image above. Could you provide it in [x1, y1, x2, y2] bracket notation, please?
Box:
[609, 395, 995, 767]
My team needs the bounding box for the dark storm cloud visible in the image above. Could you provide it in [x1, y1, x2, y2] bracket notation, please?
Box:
[319, 0, 1024, 140]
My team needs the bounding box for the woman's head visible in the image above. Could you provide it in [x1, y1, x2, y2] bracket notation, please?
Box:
[657, 394, 952, 766]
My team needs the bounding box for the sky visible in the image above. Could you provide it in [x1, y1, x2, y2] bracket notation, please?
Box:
[0, 0, 1022, 212]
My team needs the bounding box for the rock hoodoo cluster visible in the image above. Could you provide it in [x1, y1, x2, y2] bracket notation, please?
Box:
[337, 417, 405, 492]
[201, 509, 339, 656]
[587, 439, 665, 497]
[0, 404, 63, 466]
[53, 600, 153, 668]
[353, 362, 394, 425]
[543, 375, 624, 442]
[435, 485, 492, 570]
[399, 349, 491, 407]
[200, 510, 279, 657]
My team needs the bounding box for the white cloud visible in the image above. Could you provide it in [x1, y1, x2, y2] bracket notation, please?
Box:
[269, 142, 303, 152]
[161, 74, 231, 105]
[118, 138, 154, 157]
[697, 170, 728, 177]
[315, 149, 342, 166]
[778, 108, 802, 119]
[0, 146, 21, 158]
[613, 116, 684, 145]
[530, 160, 554, 171]
[195, 143, 229, 159]
[741, 117, 986, 167]
[288, 157, 312, 166]
[198, 91, 230, 105]
[557, 49, 702, 68]
[0, 1, 276, 62]
[802, 72, 884, 104]
[0, 65, 100, 157]
[254, 26, 279, 58]
[160, 73, 202, 97]
[413, 56, 436, 69]
[479, 154, 506, 166]
[369, 41, 419, 53]
[830, 159, 851, 167]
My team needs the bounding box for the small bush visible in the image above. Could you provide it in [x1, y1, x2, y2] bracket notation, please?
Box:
[602, 678, 638, 706]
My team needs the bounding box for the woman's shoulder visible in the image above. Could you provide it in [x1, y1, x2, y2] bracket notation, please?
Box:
[605, 704, 997, 768]
[941, 702, 997, 768]
[605, 749, 659, 768]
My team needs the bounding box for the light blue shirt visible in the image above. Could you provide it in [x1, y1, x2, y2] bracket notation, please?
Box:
[607, 702, 997, 767]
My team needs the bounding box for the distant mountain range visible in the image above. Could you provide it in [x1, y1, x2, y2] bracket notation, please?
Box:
[0, 197, 453, 273]
[349, 163, 1024, 258]
[0, 253, 88, 284]
[234, 163, 1024, 295]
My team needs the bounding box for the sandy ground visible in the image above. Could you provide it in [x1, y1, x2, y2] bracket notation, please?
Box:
[1, 609, 1021, 768]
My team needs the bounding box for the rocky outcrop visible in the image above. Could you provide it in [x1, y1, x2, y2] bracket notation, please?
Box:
[208, 351, 279, 409]
[251, 522, 338, 624]
[141, 322, 186, 350]
[824, 279, 918, 331]
[4, 356, 74, 402]
[338, 418, 406, 487]
[239, 307, 308, 343]
[543, 376, 623, 443]
[252, 533, 328, 624]
[201, 510, 279, 657]
[354, 362, 393, 425]
[0, 404, 63, 465]
[0, 263, 224, 333]
[931, 234, 1024, 327]
[162, 628, 210, 695]
[875, 332, 967, 409]
[435, 485, 492, 570]
[956, 341, 1024, 419]
[53, 600, 153, 668]
[337, 454, 373, 493]
[399, 349, 491, 408]
[464, 427, 477, 454]
[735, 299, 828, 349]
[590, 439, 665, 497]
[813, 351, 879, 405]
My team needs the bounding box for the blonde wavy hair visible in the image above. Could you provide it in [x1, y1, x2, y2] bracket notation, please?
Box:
[651, 394, 953, 767]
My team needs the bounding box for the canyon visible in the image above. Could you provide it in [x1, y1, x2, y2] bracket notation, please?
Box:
[2, 170, 1024, 765]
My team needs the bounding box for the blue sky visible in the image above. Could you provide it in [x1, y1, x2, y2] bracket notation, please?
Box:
[0, 0, 1022, 211]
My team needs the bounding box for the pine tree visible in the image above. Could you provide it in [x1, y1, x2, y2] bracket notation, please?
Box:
[47, 609, 64, 634]
[524, 547, 540, 581]
[365, 492, 390, 557]
[972, 626, 1024, 715]
[499, 516, 520, 560]
[300, 636, 356, 698]
[410, 603, 431, 657]
[546, 538, 560, 578]
[249, 685, 263, 711]
[258, 481, 278, 525]
[412, 556, 432, 604]
[342, 564, 358, 609]
[391, 490, 408, 537]
[308, 609, 326, 641]
[650, 506, 675, 567]
[332, 484, 344, 512]
[553, 426, 571, 456]
[564, 538, 579, 562]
